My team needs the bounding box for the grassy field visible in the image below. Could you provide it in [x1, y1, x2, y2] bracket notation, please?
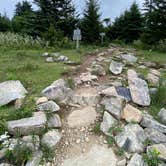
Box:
[0, 44, 165, 134]
[0, 45, 105, 133]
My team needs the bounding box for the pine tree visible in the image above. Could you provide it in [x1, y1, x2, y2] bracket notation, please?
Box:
[33, 0, 77, 37]
[0, 13, 11, 32]
[81, 0, 102, 43]
[108, 2, 143, 43]
[142, 0, 166, 44]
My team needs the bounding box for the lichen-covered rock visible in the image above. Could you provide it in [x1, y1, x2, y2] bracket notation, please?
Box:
[42, 79, 73, 102]
[41, 130, 62, 149]
[121, 53, 138, 63]
[115, 124, 146, 153]
[0, 80, 27, 106]
[7, 112, 47, 136]
[144, 128, 166, 144]
[36, 101, 60, 113]
[158, 108, 166, 125]
[121, 104, 142, 123]
[141, 114, 166, 134]
[100, 111, 118, 135]
[127, 69, 150, 106]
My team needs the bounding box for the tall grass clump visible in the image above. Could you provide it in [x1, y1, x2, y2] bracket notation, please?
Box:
[0, 32, 46, 49]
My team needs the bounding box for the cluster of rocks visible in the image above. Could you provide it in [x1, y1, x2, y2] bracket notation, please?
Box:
[42, 52, 73, 64]
[0, 46, 166, 166]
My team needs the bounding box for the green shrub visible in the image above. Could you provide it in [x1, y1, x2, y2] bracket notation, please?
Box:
[41, 144, 55, 162]
[115, 148, 125, 156]
[6, 142, 32, 166]
[143, 149, 161, 166]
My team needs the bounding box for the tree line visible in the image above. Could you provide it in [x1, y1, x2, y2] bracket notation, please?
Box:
[0, 0, 165, 47]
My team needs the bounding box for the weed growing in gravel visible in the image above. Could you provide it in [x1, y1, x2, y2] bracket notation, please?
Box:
[115, 148, 125, 157]
[93, 122, 101, 135]
[143, 149, 161, 166]
[41, 144, 55, 162]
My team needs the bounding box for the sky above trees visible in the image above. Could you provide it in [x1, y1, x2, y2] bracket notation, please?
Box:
[0, 0, 143, 20]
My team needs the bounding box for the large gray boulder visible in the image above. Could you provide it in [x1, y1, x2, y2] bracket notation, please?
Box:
[158, 108, 166, 125]
[109, 60, 123, 75]
[127, 153, 147, 166]
[141, 114, 166, 134]
[36, 100, 60, 113]
[7, 112, 47, 136]
[0, 80, 27, 106]
[100, 111, 118, 135]
[41, 130, 62, 149]
[101, 97, 124, 119]
[115, 124, 146, 153]
[127, 69, 151, 106]
[144, 128, 166, 144]
[42, 79, 73, 102]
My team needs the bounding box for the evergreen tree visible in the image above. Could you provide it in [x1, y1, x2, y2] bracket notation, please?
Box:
[142, 0, 166, 44]
[0, 13, 11, 32]
[108, 2, 143, 43]
[33, 0, 77, 37]
[81, 0, 102, 43]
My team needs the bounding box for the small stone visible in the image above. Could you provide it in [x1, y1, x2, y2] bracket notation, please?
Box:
[76, 139, 81, 144]
[36, 97, 48, 105]
[14, 98, 23, 109]
[147, 73, 159, 86]
[158, 108, 166, 125]
[85, 137, 90, 143]
[117, 159, 126, 166]
[42, 52, 49, 57]
[36, 101, 60, 113]
[46, 57, 54, 63]
[121, 104, 142, 123]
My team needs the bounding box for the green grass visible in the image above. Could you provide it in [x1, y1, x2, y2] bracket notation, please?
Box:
[0, 45, 105, 134]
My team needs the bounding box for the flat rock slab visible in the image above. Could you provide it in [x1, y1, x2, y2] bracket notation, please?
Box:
[115, 124, 146, 153]
[0, 80, 27, 106]
[72, 87, 100, 106]
[127, 69, 151, 106]
[7, 112, 47, 136]
[67, 107, 97, 128]
[61, 144, 117, 166]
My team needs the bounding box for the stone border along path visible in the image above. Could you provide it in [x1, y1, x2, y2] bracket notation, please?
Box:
[2, 46, 166, 166]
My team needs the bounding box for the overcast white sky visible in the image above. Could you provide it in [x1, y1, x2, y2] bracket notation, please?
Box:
[0, 0, 144, 20]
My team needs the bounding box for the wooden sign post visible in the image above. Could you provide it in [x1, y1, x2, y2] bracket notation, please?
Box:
[100, 32, 106, 45]
[73, 28, 82, 49]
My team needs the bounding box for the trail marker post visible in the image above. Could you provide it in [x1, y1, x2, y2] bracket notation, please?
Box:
[100, 32, 106, 45]
[73, 28, 82, 49]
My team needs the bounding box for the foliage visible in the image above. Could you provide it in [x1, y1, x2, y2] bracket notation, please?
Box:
[0, 14, 11, 32]
[93, 122, 101, 134]
[107, 136, 114, 146]
[142, 0, 166, 44]
[149, 85, 166, 118]
[108, 2, 143, 43]
[0, 32, 46, 49]
[81, 0, 102, 43]
[115, 148, 125, 156]
[41, 144, 55, 162]
[143, 148, 161, 166]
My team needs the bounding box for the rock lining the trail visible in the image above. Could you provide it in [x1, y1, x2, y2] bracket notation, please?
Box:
[0, 80, 27, 106]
